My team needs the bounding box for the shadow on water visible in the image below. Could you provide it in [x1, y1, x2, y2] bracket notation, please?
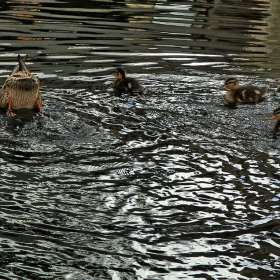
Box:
[0, 0, 280, 280]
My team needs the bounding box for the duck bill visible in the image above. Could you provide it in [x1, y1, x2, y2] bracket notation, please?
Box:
[268, 116, 276, 120]
[220, 85, 227, 90]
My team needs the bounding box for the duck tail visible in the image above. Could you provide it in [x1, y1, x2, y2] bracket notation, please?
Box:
[18, 54, 30, 72]
[260, 87, 267, 99]
[11, 54, 29, 75]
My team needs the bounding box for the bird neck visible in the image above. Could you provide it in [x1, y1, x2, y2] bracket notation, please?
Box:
[224, 90, 236, 103]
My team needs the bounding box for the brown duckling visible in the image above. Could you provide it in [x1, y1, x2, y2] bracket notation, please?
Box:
[221, 77, 267, 104]
[276, 78, 280, 92]
[113, 67, 143, 95]
[268, 107, 280, 131]
[0, 54, 42, 117]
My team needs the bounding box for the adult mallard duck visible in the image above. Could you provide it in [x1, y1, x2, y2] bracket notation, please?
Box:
[0, 54, 42, 117]
[112, 67, 143, 95]
[268, 107, 280, 131]
[221, 77, 267, 104]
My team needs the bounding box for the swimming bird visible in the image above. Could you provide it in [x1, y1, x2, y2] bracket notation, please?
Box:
[221, 77, 267, 104]
[0, 54, 42, 117]
[112, 67, 143, 95]
[268, 107, 280, 131]
[276, 78, 280, 92]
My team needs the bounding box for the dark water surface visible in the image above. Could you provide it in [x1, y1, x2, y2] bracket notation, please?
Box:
[0, 1, 280, 279]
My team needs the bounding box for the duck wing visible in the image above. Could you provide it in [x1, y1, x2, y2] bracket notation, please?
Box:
[235, 86, 267, 102]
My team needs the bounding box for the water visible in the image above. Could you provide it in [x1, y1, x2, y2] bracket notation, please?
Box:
[0, 1, 280, 279]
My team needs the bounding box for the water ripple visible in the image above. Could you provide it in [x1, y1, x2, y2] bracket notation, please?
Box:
[0, 1, 280, 279]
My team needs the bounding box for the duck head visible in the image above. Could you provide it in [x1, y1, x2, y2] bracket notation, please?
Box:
[113, 68, 126, 80]
[221, 77, 239, 91]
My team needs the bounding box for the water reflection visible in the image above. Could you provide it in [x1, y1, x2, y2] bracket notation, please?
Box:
[0, 1, 280, 280]
[1, 0, 280, 76]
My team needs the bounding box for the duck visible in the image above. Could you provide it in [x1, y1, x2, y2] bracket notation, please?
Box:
[221, 77, 267, 104]
[276, 78, 280, 92]
[0, 54, 42, 117]
[268, 107, 280, 131]
[112, 67, 143, 95]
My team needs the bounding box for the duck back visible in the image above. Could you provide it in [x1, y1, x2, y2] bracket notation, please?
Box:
[115, 77, 143, 95]
[228, 86, 267, 103]
[0, 54, 41, 110]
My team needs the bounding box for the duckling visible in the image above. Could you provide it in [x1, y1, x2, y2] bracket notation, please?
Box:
[221, 77, 267, 104]
[268, 107, 280, 131]
[113, 67, 143, 95]
[276, 78, 280, 92]
[0, 54, 42, 117]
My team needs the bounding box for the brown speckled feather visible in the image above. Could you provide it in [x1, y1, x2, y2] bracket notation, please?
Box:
[112, 67, 143, 95]
[270, 107, 280, 131]
[0, 54, 41, 110]
[222, 77, 267, 104]
[226, 86, 267, 103]
[115, 77, 143, 94]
